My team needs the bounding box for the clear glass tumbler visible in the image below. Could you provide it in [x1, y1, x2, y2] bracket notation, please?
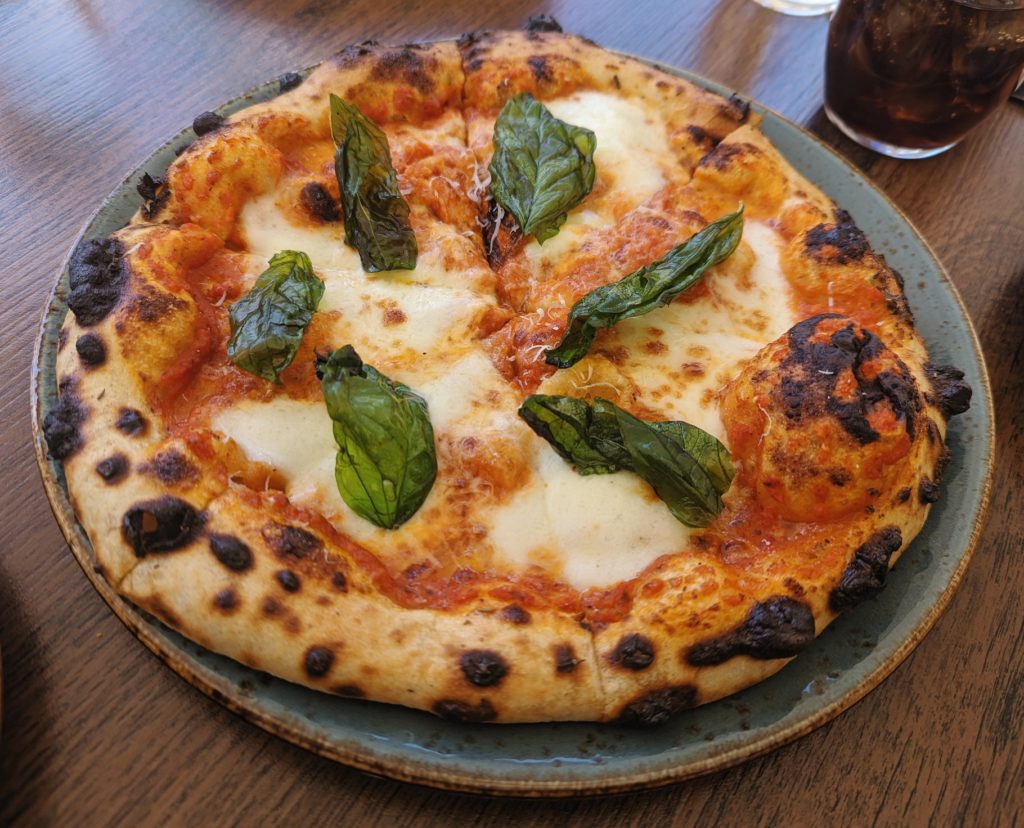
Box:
[824, 0, 1024, 158]
[751, 0, 839, 15]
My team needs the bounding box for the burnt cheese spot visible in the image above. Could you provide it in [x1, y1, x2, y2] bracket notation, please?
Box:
[42, 385, 86, 461]
[331, 571, 348, 592]
[615, 686, 697, 727]
[898, 487, 912, 503]
[610, 634, 655, 671]
[460, 650, 508, 687]
[209, 534, 253, 572]
[275, 569, 301, 592]
[96, 454, 128, 483]
[192, 110, 226, 136]
[525, 14, 563, 32]
[555, 644, 580, 674]
[147, 450, 198, 486]
[432, 698, 498, 724]
[304, 646, 335, 678]
[278, 71, 303, 93]
[262, 523, 322, 559]
[75, 333, 106, 367]
[781, 315, 921, 444]
[116, 408, 147, 436]
[122, 497, 205, 556]
[924, 363, 972, 418]
[300, 182, 339, 222]
[829, 526, 903, 612]
[687, 597, 816, 666]
[213, 588, 239, 613]
[804, 212, 870, 264]
[68, 236, 126, 327]
[919, 478, 941, 504]
[499, 604, 531, 625]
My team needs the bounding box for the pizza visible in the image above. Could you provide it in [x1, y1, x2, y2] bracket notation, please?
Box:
[44, 18, 972, 725]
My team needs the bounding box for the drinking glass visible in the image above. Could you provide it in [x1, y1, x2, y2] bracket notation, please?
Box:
[750, 0, 838, 15]
[824, 0, 1024, 158]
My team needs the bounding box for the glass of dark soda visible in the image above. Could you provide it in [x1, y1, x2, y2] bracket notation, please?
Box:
[825, 0, 1024, 158]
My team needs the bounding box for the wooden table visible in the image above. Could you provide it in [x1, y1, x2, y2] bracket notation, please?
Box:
[1, 0, 1021, 823]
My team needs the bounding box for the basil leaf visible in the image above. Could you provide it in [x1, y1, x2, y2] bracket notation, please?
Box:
[488, 92, 596, 244]
[546, 206, 745, 368]
[330, 94, 417, 272]
[318, 346, 437, 529]
[517, 395, 628, 475]
[518, 394, 733, 528]
[227, 250, 324, 383]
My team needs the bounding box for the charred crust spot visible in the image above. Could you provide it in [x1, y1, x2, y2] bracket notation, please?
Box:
[192, 110, 226, 136]
[432, 698, 498, 723]
[555, 644, 580, 674]
[804, 215, 870, 264]
[122, 497, 205, 556]
[527, 55, 553, 82]
[58, 328, 68, 352]
[499, 604, 531, 625]
[43, 386, 85, 461]
[300, 182, 339, 222]
[370, 47, 436, 94]
[146, 449, 198, 486]
[129, 285, 189, 323]
[137, 172, 170, 220]
[782, 315, 921, 445]
[277, 71, 303, 93]
[75, 333, 106, 367]
[262, 596, 283, 616]
[332, 684, 365, 698]
[934, 445, 951, 484]
[213, 588, 239, 613]
[898, 487, 912, 503]
[525, 14, 563, 32]
[686, 125, 713, 150]
[460, 649, 508, 687]
[699, 141, 748, 171]
[727, 93, 751, 123]
[687, 597, 815, 666]
[275, 569, 301, 592]
[116, 408, 147, 436]
[96, 454, 128, 483]
[68, 236, 126, 326]
[610, 634, 655, 671]
[925, 363, 972, 418]
[919, 478, 941, 504]
[262, 523, 322, 559]
[209, 534, 253, 572]
[829, 526, 903, 612]
[331, 571, 348, 592]
[615, 685, 697, 727]
[304, 646, 335, 678]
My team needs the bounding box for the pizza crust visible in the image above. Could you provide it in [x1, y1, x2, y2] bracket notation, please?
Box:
[46, 23, 967, 724]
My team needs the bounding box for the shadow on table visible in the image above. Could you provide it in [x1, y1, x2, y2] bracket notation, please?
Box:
[0, 542, 58, 825]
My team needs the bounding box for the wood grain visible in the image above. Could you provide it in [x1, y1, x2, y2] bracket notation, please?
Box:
[1, 0, 1021, 824]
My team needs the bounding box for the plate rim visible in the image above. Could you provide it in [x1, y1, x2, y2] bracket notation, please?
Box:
[30, 51, 995, 797]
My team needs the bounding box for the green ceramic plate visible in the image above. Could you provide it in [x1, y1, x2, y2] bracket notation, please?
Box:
[32, 55, 994, 796]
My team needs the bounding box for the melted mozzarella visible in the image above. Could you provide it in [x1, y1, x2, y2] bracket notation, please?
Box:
[488, 448, 690, 589]
[546, 91, 670, 208]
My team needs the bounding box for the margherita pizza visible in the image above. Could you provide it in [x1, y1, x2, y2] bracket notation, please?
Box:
[45, 18, 971, 725]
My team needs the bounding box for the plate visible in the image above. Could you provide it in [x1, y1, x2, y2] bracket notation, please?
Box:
[31, 53, 994, 796]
